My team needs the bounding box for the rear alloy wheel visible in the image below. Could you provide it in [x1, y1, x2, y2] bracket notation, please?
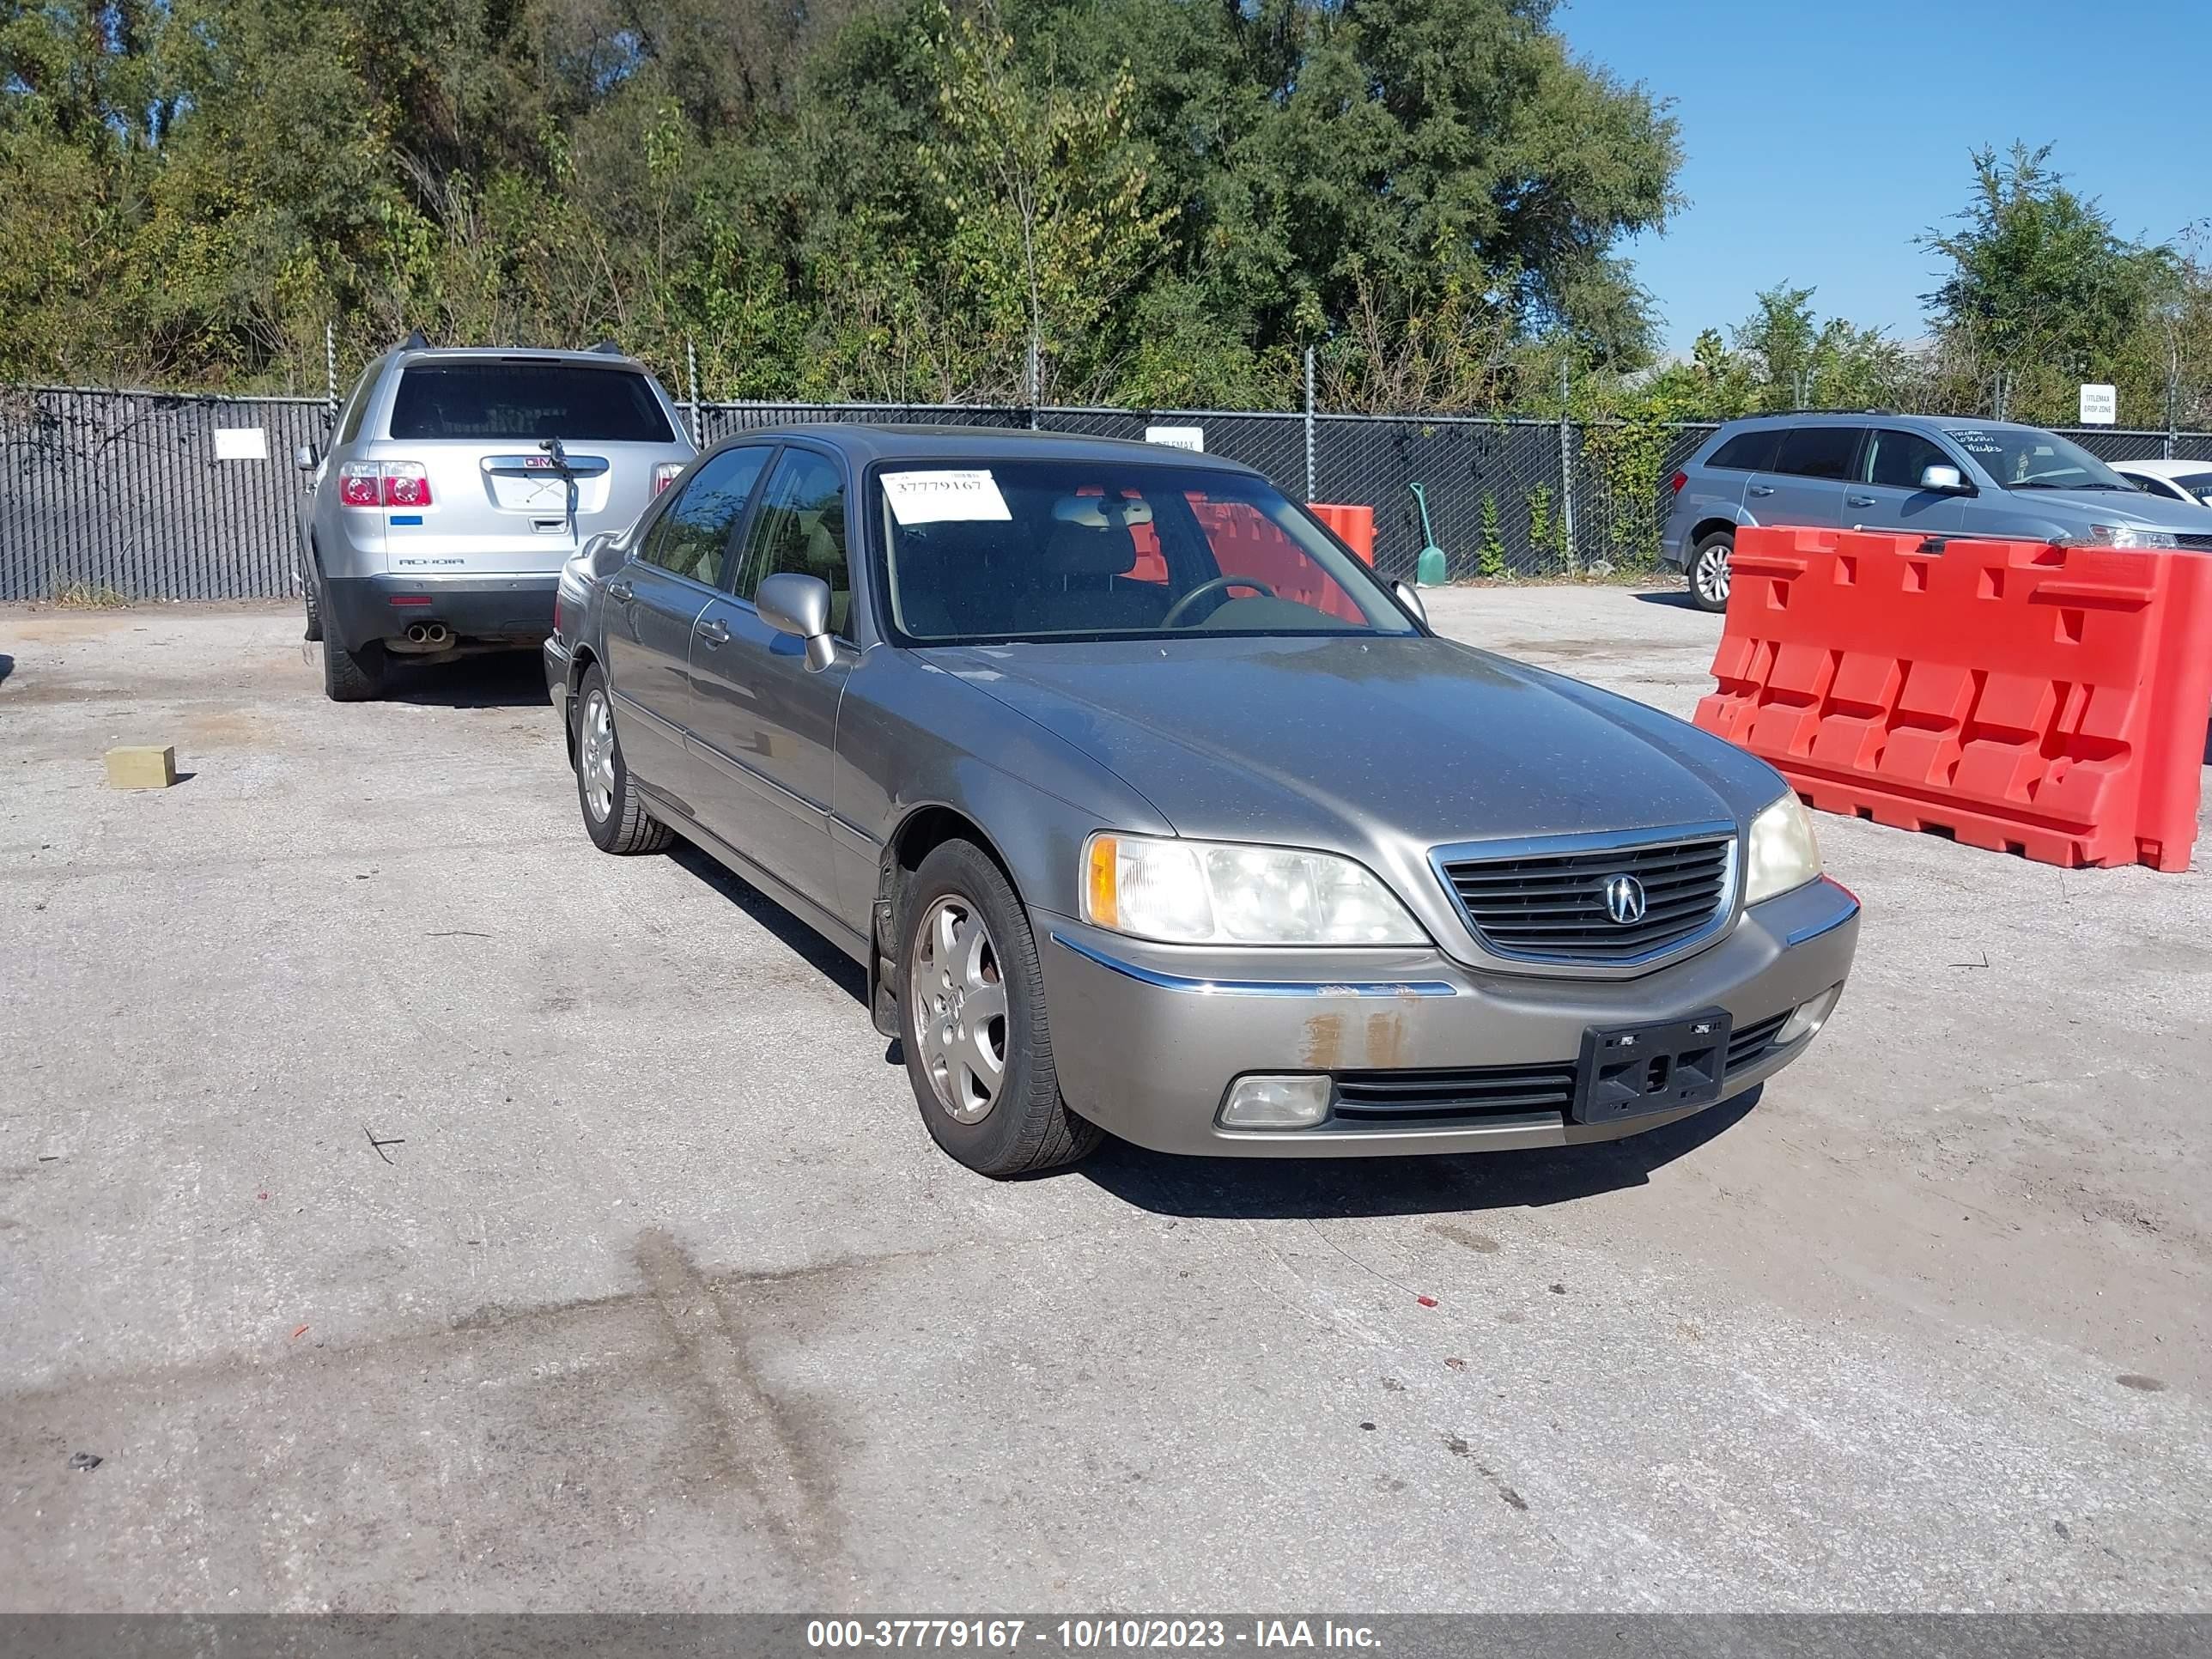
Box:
[1690, 533, 1733, 613]
[574, 667, 672, 855]
[899, 840, 1102, 1176]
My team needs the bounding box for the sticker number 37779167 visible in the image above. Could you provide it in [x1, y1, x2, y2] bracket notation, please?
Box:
[881, 470, 1013, 526]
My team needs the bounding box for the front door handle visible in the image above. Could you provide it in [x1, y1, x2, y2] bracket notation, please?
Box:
[607, 579, 635, 604]
[1747, 484, 1776, 497]
[697, 617, 730, 647]
[1845, 494, 1877, 508]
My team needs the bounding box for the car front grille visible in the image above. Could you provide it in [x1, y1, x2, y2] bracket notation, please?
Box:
[1725, 1010, 1790, 1073]
[2177, 533, 2212, 552]
[1330, 1062, 1577, 1127]
[1436, 830, 1737, 965]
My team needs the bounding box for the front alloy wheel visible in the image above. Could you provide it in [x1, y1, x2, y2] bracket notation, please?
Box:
[908, 894, 1009, 1124]
[579, 689, 617, 823]
[1691, 537, 1732, 612]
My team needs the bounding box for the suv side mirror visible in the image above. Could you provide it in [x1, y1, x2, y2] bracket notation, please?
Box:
[1920, 464, 1968, 493]
[757, 571, 837, 672]
[294, 443, 319, 472]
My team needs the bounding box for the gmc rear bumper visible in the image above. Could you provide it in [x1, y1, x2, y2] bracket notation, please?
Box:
[321, 574, 558, 653]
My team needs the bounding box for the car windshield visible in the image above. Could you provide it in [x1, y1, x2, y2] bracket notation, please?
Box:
[1940, 425, 2132, 491]
[878, 459, 1419, 643]
[2162, 471, 2212, 504]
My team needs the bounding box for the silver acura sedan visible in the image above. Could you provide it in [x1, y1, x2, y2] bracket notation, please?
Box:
[547, 425, 1860, 1176]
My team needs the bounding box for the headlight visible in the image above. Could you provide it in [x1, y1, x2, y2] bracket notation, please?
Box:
[1082, 833, 1424, 945]
[2080, 524, 2179, 550]
[1743, 792, 1822, 906]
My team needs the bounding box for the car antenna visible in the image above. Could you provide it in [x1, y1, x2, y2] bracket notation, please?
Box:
[401, 329, 431, 350]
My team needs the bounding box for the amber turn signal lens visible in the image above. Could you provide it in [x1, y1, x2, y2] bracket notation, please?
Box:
[1085, 835, 1119, 929]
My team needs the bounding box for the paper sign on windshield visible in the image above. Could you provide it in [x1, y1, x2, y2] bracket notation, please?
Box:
[882, 470, 1012, 526]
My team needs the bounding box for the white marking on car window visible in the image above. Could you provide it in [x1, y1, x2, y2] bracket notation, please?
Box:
[882, 470, 1012, 526]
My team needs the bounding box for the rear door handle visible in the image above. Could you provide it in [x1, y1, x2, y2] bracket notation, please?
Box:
[1845, 494, 1877, 508]
[1747, 484, 1776, 498]
[697, 617, 730, 647]
[607, 579, 635, 604]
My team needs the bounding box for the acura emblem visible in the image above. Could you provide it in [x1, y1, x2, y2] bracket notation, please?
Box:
[1602, 873, 1647, 926]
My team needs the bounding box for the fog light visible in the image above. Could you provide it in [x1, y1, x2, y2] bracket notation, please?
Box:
[1219, 1074, 1332, 1130]
[1776, 984, 1843, 1045]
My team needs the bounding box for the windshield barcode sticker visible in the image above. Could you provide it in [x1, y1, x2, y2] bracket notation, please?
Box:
[882, 470, 1012, 526]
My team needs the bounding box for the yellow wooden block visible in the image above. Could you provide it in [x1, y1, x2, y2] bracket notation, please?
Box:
[105, 745, 177, 790]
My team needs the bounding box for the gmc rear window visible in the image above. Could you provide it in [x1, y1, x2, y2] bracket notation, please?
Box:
[389, 363, 675, 443]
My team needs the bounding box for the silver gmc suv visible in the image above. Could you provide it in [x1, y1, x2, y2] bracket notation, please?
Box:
[294, 342, 696, 699]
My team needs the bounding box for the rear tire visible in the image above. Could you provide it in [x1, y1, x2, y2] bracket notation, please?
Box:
[898, 839, 1102, 1177]
[574, 666, 672, 855]
[321, 637, 386, 702]
[1689, 532, 1733, 613]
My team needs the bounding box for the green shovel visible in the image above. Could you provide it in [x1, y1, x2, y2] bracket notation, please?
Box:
[1410, 483, 1448, 586]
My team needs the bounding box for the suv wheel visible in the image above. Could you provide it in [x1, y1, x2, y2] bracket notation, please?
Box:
[321, 637, 386, 702]
[1689, 532, 1733, 613]
[574, 667, 672, 854]
[899, 840, 1103, 1177]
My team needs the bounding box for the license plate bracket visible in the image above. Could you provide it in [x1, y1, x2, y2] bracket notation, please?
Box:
[1572, 1009, 1732, 1124]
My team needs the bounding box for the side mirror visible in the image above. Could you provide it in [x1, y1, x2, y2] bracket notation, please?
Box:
[1394, 580, 1428, 625]
[1920, 464, 1967, 493]
[758, 571, 837, 672]
[294, 443, 319, 472]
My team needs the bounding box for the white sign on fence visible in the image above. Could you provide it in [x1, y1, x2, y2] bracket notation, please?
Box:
[1144, 424, 1204, 453]
[2078, 384, 2117, 426]
[212, 426, 269, 460]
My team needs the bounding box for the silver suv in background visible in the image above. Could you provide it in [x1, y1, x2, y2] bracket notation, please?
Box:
[295, 343, 695, 699]
[1662, 412, 2212, 611]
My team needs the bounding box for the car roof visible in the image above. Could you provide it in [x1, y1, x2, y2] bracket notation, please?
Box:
[2109, 459, 2203, 479]
[710, 422, 1272, 477]
[1711, 411, 2044, 433]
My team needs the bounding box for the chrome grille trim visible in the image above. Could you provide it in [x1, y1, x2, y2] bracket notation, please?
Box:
[1430, 820, 1741, 972]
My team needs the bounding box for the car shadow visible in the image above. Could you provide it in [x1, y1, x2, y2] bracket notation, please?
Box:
[665, 842, 869, 1006]
[380, 649, 551, 709]
[1073, 1088, 1759, 1218]
[1629, 588, 1699, 610]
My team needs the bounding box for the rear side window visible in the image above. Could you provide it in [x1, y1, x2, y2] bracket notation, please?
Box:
[1774, 426, 1865, 482]
[337, 372, 374, 445]
[637, 447, 771, 586]
[1707, 428, 1782, 471]
[1863, 429, 1955, 489]
[389, 363, 675, 443]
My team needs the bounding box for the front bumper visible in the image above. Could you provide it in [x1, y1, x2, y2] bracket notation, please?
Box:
[321, 574, 558, 653]
[1037, 875, 1859, 1158]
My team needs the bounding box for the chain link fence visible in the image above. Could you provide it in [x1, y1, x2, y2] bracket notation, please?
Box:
[6, 382, 2212, 601]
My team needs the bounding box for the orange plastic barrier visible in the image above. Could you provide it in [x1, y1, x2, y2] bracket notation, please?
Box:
[1309, 503, 1376, 565]
[1693, 527, 2212, 872]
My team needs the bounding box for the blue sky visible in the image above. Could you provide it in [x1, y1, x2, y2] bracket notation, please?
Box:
[1556, 0, 2210, 355]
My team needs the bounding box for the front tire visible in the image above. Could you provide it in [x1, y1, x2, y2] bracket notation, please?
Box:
[321, 637, 386, 702]
[574, 667, 672, 854]
[1689, 532, 1733, 613]
[899, 840, 1101, 1177]
[302, 563, 323, 642]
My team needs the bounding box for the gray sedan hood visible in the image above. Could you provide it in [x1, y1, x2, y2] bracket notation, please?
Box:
[924, 634, 1784, 848]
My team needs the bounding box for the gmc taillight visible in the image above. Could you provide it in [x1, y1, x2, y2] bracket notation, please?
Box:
[653, 461, 684, 495]
[337, 460, 432, 508]
[337, 462, 381, 507]
[380, 461, 432, 507]
[1668, 471, 1688, 495]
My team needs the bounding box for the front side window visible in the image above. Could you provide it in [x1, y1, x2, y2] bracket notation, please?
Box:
[389, 362, 675, 443]
[1773, 426, 1866, 482]
[1862, 429, 1956, 489]
[879, 460, 1418, 644]
[636, 447, 770, 585]
[733, 450, 853, 635]
[1940, 426, 2134, 491]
